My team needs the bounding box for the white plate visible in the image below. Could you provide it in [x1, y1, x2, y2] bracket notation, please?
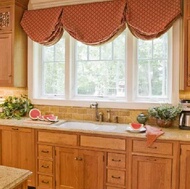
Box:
[126, 127, 146, 133]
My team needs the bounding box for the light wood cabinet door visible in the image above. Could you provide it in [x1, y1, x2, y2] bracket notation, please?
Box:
[0, 33, 12, 86]
[1, 127, 36, 187]
[78, 150, 104, 189]
[55, 147, 78, 189]
[55, 147, 104, 189]
[131, 155, 172, 189]
[180, 145, 190, 189]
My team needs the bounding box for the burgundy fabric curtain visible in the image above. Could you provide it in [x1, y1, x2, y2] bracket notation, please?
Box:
[20, 7, 64, 45]
[20, 0, 182, 45]
[126, 0, 182, 40]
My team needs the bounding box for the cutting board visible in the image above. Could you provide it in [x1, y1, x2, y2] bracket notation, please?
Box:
[24, 119, 54, 125]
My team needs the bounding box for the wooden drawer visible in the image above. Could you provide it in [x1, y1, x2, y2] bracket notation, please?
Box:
[38, 145, 53, 159]
[38, 175, 53, 189]
[107, 153, 126, 168]
[0, 126, 32, 133]
[107, 169, 126, 186]
[132, 140, 173, 155]
[38, 131, 78, 146]
[80, 136, 125, 150]
[38, 160, 53, 175]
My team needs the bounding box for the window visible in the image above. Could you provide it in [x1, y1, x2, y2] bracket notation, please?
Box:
[29, 21, 180, 109]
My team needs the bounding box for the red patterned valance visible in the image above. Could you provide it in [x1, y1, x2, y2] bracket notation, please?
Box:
[20, 7, 64, 45]
[20, 0, 182, 45]
[61, 0, 127, 45]
[126, 0, 181, 40]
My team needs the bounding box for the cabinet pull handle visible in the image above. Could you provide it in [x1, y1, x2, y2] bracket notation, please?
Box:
[42, 180, 49, 184]
[12, 128, 18, 130]
[42, 165, 49, 168]
[112, 159, 121, 162]
[75, 157, 83, 161]
[111, 175, 121, 179]
[78, 157, 83, 161]
[148, 146, 157, 149]
[9, 74, 12, 77]
[146, 158, 157, 161]
[41, 150, 49, 153]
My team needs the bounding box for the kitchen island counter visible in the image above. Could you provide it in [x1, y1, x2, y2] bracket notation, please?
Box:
[0, 166, 32, 189]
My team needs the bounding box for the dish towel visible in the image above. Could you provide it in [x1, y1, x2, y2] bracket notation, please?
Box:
[145, 125, 164, 147]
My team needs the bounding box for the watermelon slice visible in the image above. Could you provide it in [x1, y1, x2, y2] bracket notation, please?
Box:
[37, 115, 45, 121]
[29, 108, 41, 120]
[43, 114, 54, 120]
[130, 123, 143, 130]
[46, 115, 58, 122]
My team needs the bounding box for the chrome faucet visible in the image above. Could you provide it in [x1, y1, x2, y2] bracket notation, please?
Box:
[90, 102, 102, 121]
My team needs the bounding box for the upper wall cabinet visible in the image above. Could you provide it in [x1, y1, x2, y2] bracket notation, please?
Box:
[29, 0, 112, 9]
[184, 0, 190, 90]
[0, 0, 28, 87]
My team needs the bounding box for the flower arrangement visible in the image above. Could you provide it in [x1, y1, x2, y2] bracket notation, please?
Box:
[0, 95, 33, 119]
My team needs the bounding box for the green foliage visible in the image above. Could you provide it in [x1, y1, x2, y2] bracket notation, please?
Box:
[0, 95, 34, 119]
[148, 104, 182, 121]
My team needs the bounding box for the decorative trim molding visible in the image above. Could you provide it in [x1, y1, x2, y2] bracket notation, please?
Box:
[29, 0, 112, 10]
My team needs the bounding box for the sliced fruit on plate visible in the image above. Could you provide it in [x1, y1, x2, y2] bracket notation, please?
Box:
[37, 115, 45, 121]
[130, 123, 143, 130]
[29, 108, 41, 120]
[46, 115, 58, 122]
[43, 114, 54, 120]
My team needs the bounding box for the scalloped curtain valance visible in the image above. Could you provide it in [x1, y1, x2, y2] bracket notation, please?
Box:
[20, 0, 182, 46]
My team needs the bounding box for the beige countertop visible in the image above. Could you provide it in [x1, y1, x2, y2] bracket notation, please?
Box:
[0, 166, 32, 189]
[0, 118, 190, 142]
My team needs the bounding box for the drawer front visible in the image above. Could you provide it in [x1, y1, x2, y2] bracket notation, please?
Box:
[38, 145, 53, 159]
[38, 175, 53, 189]
[38, 160, 53, 175]
[107, 170, 125, 186]
[80, 136, 125, 150]
[132, 140, 173, 155]
[38, 131, 78, 146]
[107, 153, 126, 168]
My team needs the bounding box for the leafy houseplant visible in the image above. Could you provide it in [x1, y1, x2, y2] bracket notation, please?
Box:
[148, 104, 182, 127]
[0, 95, 34, 119]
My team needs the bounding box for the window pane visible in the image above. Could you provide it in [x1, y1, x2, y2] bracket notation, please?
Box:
[75, 33, 126, 97]
[41, 38, 65, 96]
[137, 33, 168, 98]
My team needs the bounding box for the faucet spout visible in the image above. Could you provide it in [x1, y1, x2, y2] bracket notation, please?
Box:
[90, 102, 99, 121]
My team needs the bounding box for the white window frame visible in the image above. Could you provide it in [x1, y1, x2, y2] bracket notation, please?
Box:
[28, 20, 182, 109]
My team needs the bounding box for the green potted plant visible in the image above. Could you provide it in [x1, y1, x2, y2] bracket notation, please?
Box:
[0, 95, 33, 119]
[148, 104, 182, 127]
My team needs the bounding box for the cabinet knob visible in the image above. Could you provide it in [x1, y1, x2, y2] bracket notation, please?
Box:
[74, 157, 83, 161]
[8, 74, 12, 77]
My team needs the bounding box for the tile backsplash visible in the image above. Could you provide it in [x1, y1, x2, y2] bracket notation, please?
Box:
[0, 87, 184, 127]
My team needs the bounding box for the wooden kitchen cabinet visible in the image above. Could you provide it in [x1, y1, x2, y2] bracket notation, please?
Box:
[183, 0, 190, 89]
[55, 147, 104, 189]
[129, 139, 179, 189]
[0, 126, 36, 187]
[179, 144, 190, 189]
[0, 0, 28, 87]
